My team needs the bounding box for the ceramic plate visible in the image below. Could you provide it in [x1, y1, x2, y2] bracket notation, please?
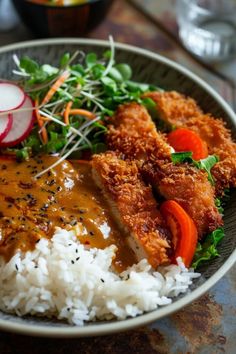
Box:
[0, 38, 235, 337]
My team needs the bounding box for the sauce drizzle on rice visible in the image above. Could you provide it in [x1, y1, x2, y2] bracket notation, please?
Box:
[0, 156, 136, 271]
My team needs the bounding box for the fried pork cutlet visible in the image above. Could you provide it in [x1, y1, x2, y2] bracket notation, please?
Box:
[107, 102, 223, 238]
[107, 102, 172, 162]
[144, 91, 202, 127]
[142, 154, 222, 237]
[92, 152, 172, 268]
[145, 91, 236, 194]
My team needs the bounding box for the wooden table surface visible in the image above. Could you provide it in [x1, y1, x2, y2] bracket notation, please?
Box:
[0, 1, 235, 353]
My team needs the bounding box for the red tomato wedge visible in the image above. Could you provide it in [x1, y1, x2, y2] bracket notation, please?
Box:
[167, 128, 208, 160]
[160, 200, 198, 267]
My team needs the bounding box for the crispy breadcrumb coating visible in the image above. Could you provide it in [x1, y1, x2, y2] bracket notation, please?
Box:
[107, 102, 171, 161]
[144, 91, 202, 127]
[183, 115, 236, 194]
[107, 102, 223, 238]
[142, 156, 223, 237]
[92, 152, 171, 268]
[145, 91, 236, 194]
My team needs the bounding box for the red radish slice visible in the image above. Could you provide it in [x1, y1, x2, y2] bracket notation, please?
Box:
[0, 113, 13, 142]
[0, 82, 26, 112]
[0, 96, 35, 148]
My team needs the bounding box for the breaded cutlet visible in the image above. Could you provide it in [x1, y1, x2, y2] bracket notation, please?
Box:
[92, 152, 172, 268]
[107, 102, 223, 238]
[145, 91, 236, 194]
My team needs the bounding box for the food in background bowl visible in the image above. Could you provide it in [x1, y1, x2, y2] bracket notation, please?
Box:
[0, 39, 235, 337]
[12, 0, 114, 37]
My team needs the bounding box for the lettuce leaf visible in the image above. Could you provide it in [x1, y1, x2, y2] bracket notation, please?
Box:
[191, 227, 225, 269]
[171, 152, 219, 185]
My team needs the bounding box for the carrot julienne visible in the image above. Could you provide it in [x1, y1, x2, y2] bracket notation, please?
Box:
[35, 99, 48, 144]
[41, 70, 70, 106]
[68, 109, 96, 120]
[64, 101, 73, 125]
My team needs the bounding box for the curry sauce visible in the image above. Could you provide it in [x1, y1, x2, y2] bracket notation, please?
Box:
[0, 156, 136, 271]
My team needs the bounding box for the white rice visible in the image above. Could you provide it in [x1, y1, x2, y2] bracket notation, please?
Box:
[0, 227, 200, 326]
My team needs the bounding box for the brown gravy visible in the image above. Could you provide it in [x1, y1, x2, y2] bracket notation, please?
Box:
[0, 156, 136, 271]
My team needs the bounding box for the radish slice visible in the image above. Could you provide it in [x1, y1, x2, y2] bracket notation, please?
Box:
[0, 96, 35, 147]
[0, 82, 26, 112]
[0, 113, 13, 142]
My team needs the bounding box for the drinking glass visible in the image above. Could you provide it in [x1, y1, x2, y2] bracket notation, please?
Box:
[176, 0, 236, 61]
[0, 0, 19, 31]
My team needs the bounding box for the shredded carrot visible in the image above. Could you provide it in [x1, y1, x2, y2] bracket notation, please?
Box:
[64, 101, 73, 125]
[35, 99, 48, 144]
[41, 70, 70, 105]
[68, 109, 96, 120]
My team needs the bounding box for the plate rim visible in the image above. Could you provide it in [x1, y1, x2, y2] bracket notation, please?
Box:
[0, 37, 235, 337]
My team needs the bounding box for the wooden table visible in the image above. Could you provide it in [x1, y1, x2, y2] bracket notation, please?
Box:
[0, 1, 235, 353]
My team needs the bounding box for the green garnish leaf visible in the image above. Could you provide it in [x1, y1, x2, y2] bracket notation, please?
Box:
[126, 80, 150, 93]
[85, 53, 97, 68]
[16, 147, 30, 161]
[71, 63, 85, 75]
[194, 155, 219, 185]
[108, 67, 123, 82]
[171, 152, 219, 185]
[41, 64, 58, 76]
[60, 52, 70, 67]
[20, 56, 39, 74]
[171, 151, 193, 164]
[92, 64, 105, 79]
[100, 77, 117, 95]
[215, 198, 224, 215]
[103, 50, 112, 59]
[192, 227, 225, 269]
[115, 63, 132, 81]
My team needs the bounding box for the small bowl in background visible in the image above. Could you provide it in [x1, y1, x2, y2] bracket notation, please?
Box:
[12, 0, 114, 38]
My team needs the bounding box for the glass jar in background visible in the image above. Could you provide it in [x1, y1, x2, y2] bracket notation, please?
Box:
[176, 0, 236, 62]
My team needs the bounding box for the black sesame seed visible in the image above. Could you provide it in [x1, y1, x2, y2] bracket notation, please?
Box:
[89, 231, 94, 236]
[100, 279, 105, 283]
[76, 257, 80, 261]
[15, 264, 18, 271]
[71, 260, 75, 264]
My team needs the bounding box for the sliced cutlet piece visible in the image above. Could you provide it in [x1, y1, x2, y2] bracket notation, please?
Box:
[182, 115, 236, 194]
[107, 102, 171, 162]
[145, 91, 236, 194]
[144, 91, 202, 127]
[142, 153, 223, 238]
[107, 102, 223, 238]
[92, 152, 172, 268]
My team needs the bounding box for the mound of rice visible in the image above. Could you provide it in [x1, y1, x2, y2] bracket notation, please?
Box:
[0, 228, 200, 326]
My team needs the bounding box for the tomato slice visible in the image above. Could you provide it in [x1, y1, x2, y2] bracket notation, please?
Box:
[167, 128, 208, 160]
[160, 200, 198, 267]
